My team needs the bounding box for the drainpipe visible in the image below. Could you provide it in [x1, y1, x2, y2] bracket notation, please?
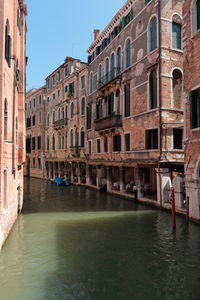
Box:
[158, 0, 162, 208]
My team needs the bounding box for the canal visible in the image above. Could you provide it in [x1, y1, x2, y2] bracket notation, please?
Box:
[0, 178, 200, 300]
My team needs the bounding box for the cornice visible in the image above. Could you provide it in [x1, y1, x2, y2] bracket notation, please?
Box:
[87, 0, 134, 54]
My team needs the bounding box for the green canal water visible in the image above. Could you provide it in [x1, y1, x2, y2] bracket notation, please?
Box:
[0, 178, 200, 300]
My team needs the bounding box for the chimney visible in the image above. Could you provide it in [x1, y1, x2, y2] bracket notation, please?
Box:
[93, 29, 100, 41]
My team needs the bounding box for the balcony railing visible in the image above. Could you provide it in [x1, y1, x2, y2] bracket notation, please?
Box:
[98, 67, 121, 88]
[53, 118, 68, 128]
[94, 114, 122, 131]
[70, 146, 80, 157]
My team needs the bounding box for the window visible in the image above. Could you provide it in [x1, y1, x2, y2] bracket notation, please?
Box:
[124, 84, 130, 117]
[65, 85, 68, 93]
[172, 22, 182, 49]
[190, 88, 200, 129]
[81, 76, 85, 89]
[70, 102, 74, 119]
[75, 130, 79, 147]
[149, 17, 157, 52]
[104, 137, 108, 152]
[58, 134, 61, 150]
[173, 69, 182, 109]
[58, 90, 60, 97]
[4, 99, 8, 141]
[5, 20, 11, 67]
[87, 105, 92, 129]
[17, 8, 21, 33]
[80, 128, 85, 147]
[53, 93, 55, 100]
[52, 134, 55, 151]
[98, 64, 102, 86]
[46, 136, 49, 151]
[52, 75, 55, 86]
[65, 65, 69, 77]
[32, 115, 35, 126]
[108, 93, 114, 115]
[111, 53, 115, 78]
[97, 139, 101, 153]
[105, 58, 109, 82]
[38, 111, 42, 125]
[39, 95, 42, 104]
[26, 117, 31, 128]
[16, 117, 18, 145]
[145, 0, 151, 4]
[125, 133, 130, 151]
[38, 158, 41, 169]
[47, 97, 49, 103]
[125, 39, 131, 68]
[113, 135, 121, 151]
[192, 0, 200, 33]
[96, 100, 103, 119]
[32, 137, 36, 150]
[149, 70, 157, 109]
[90, 73, 93, 94]
[62, 135, 65, 149]
[81, 98, 85, 115]
[173, 128, 183, 149]
[117, 47, 122, 74]
[57, 71, 60, 82]
[53, 111, 55, 123]
[26, 137, 31, 153]
[146, 129, 158, 149]
[88, 141, 92, 154]
[70, 130, 74, 147]
[37, 136, 41, 150]
[33, 98, 36, 107]
[69, 82, 74, 95]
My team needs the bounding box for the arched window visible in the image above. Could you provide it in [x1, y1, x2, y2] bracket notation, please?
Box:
[62, 108, 64, 119]
[125, 39, 131, 68]
[70, 130, 74, 147]
[46, 135, 49, 151]
[4, 99, 8, 141]
[90, 72, 93, 94]
[173, 69, 182, 109]
[58, 108, 61, 120]
[105, 58, 109, 82]
[81, 97, 85, 115]
[149, 70, 157, 109]
[111, 53, 115, 78]
[149, 17, 157, 52]
[192, 0, 200, 33]
[62, 135, 65, 149]
[52, 134, 55, 151]
[172, 15, 182, 49]
[108, 93, 114, 115]
[117, 47, 122, 74]
[58, 134, 61, 150]
[70, 102, 74, 119]
[80, 127, 85, 147]
[5, 20, 11, 67]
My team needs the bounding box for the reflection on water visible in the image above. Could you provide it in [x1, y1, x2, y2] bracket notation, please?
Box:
[0, 178, 200, 300]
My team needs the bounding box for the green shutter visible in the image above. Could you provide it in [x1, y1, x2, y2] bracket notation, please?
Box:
[190, 90, 198, 129]
[121, 16, 127, 28]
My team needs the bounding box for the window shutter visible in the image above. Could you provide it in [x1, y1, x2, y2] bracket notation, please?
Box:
[190, 90, 198, 129]
[124, 84, 130, 117]
[121, 16, 127, 28]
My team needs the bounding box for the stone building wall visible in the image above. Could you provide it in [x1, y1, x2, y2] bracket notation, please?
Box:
[183, 0, 200, 220]
[0, 0, 27, 250]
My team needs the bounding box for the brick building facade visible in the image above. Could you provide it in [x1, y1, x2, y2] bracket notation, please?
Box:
[183, 0, 200, 221]
[0, 0, 27, 250]
[26, 0, 200, 221]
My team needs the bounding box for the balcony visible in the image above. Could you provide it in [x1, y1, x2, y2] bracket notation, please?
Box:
[70, 146, 80, 157]
[98, 67, 121, 89]
[94, 114, 122, 131]
[53, 118, 68, 128]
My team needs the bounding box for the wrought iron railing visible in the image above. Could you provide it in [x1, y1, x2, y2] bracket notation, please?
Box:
[98, 67, 122, 88]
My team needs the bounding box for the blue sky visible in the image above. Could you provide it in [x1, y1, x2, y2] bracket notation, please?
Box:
[26, 0, 126, 90]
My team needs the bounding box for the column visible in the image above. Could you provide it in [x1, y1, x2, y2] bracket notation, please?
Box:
[120, 167, 125, 193]
[86, 164, 90, 185]
[156, 168, 171, 205]
[58, 162, 61, 178]
[106, 166, 112, 191]
[96, 166, 102, 188]
[77, 163, 81, 184]
[173, 176, 184, 208]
